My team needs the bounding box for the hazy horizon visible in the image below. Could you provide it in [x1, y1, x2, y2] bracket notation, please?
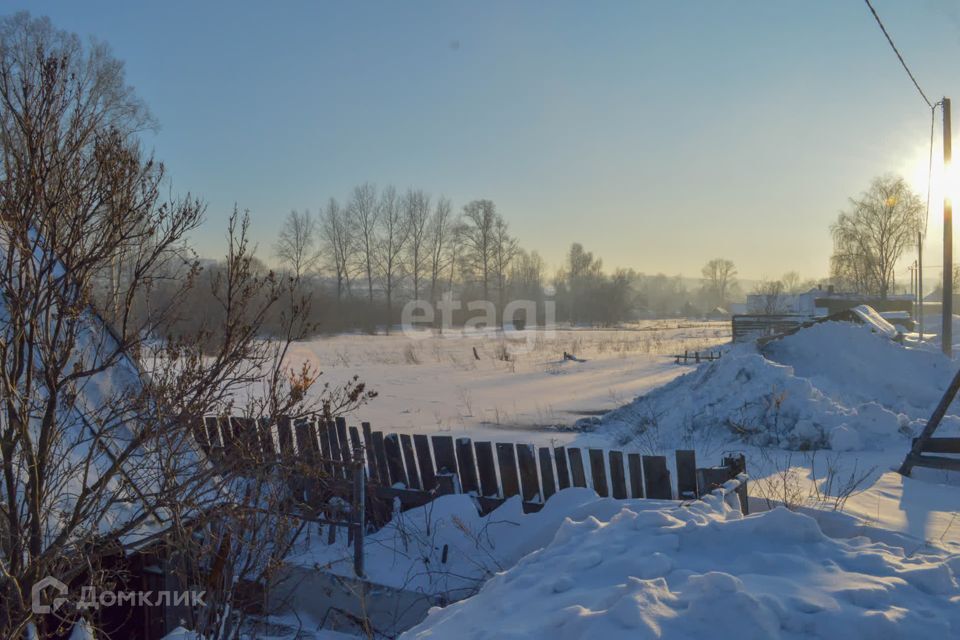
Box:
[10, 1, 960, 284]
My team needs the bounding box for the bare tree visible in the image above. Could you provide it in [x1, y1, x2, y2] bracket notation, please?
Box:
[348, 182, 379, 304]
[274, 209, 320, 280]
[0, 15, 371, 638]
[428, 196, 454, 303]
[404, 189, 431, 300]
[320, 197, 352, 299]
[562, 243, 603, 325]
[830, 175, 922, 299]
[459, 200, 497, 301]
[781, 271, 802, 294]
[376, 186, 409, 332]
[492, 215, 518, 324]
[750, 278, 787, 315]
[700, 258, 738, 308]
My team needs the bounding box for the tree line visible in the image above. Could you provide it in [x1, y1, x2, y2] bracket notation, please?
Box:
[178, 194, 778, 334]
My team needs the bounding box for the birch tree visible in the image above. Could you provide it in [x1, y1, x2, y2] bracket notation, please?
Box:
[348, 182, 379, 304]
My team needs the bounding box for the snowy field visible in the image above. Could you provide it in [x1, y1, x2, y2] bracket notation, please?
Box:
[284, 321, 729, 439]
[218, 317, 960, 639]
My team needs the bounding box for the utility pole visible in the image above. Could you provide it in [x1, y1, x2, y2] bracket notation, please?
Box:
[918, 231, 924, 341]
[943, 97, 953, 356]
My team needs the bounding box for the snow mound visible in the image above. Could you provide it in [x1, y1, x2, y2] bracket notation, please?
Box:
[402, 503, 960, 639]
[593, 321, 956, 451]
[288, 489, 679, 599]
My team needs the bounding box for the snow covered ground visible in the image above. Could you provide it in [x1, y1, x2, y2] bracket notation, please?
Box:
[403, 498, 959, 639]
[209, 317, 960, 638]
[281, 322, 729, 439]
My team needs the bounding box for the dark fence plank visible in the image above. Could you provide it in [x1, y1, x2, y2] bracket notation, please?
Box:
[371, 431, 390, 485]
[628, 454, 644, 498]
[915, 436, 960, 453]
[538, 447, 557, 500]
[455, 438, 480, 495]
[294, 419, 318, 461]
[326, 420, 343, 473]
[474, 442, 499, 497]
[432, 436, 458, 476]
[554, 446, 571, 490]
[349, 426, 363, 458]
[643, 455, 671, 499]
[276, 417, 295, 457]
[257, 418, 276, 458]
[609, 450, 627, 499]
[496, 443, 521, 498]
[230, 417, 257, 455]
[361, 422, 378, 482]
[400, 434, 422, 490]
[675, 450, 698, 499]
[209, 416, 226, 449]
[588, 449, 609, 497]
[218, 416, 235, 452]
[567, 448, 587, 488]
[516, 444, 541, 502]
[196, 417, 215, 451]
[384, 434, 408, 487]
[413, 434, 436, 490]
[335, 417, 352, 462]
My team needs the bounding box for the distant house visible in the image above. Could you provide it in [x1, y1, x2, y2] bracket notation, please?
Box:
[705, 306, 730, 320]
[745, 285, 914, 319]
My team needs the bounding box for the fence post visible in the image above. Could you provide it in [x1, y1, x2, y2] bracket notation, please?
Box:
[353, 452, 365, 577]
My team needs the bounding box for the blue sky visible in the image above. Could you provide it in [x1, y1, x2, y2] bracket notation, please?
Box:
[9, 1, 960, 281]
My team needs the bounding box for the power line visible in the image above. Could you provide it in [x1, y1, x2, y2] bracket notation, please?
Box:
[924, 102, 940, 239]
[863, 0, 933, 108]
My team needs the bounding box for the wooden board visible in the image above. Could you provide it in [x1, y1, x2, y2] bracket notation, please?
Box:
[554, 446, 570, 490]
[335, 417, 351, 462]
[474, 441, 499, 497]
[371, 431, 390, 485]
[675, 450, 698, 499]
[516, 444, 541, 502]
[400, 434, 421, 490]
[413, 434, 436, 490]
[643, 455, 671, 499]
[914, 437, 960, 453]
[627, 454, 644, 498]
[567, 448, 587, 488]
[361, 422, 378, 482]
[608, 450, 627, 499]
[455, 438, 480, 494]
[277, 417, 293, 458]
[326, 420, 343, 474]
[496, 443, 521, 498]
[538, 447, 557, 500]
[294, 420, 318, 461]
[383, 434, 408, 487]
[257, 418, 275, 457]
[195, 417, 214, 451]
[588, 449, 608, 497]
[431, 435, 458, 475]
[348, 426, 363, 460]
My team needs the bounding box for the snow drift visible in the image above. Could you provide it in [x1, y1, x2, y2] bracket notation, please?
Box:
[588, 320, 958, 451]
[402, 496, 960, 639]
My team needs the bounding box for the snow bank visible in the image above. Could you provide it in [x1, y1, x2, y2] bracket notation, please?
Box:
[287, 489, 678, 600]
[402, 501, 960, 639]
[591, 321, 957, 451]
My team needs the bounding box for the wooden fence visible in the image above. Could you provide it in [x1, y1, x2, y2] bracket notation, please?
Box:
[673, 350, 722, 365]
[197, 416, 748, 576]
[198, 416, 747, 512]
[731, 314, 810, 343]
